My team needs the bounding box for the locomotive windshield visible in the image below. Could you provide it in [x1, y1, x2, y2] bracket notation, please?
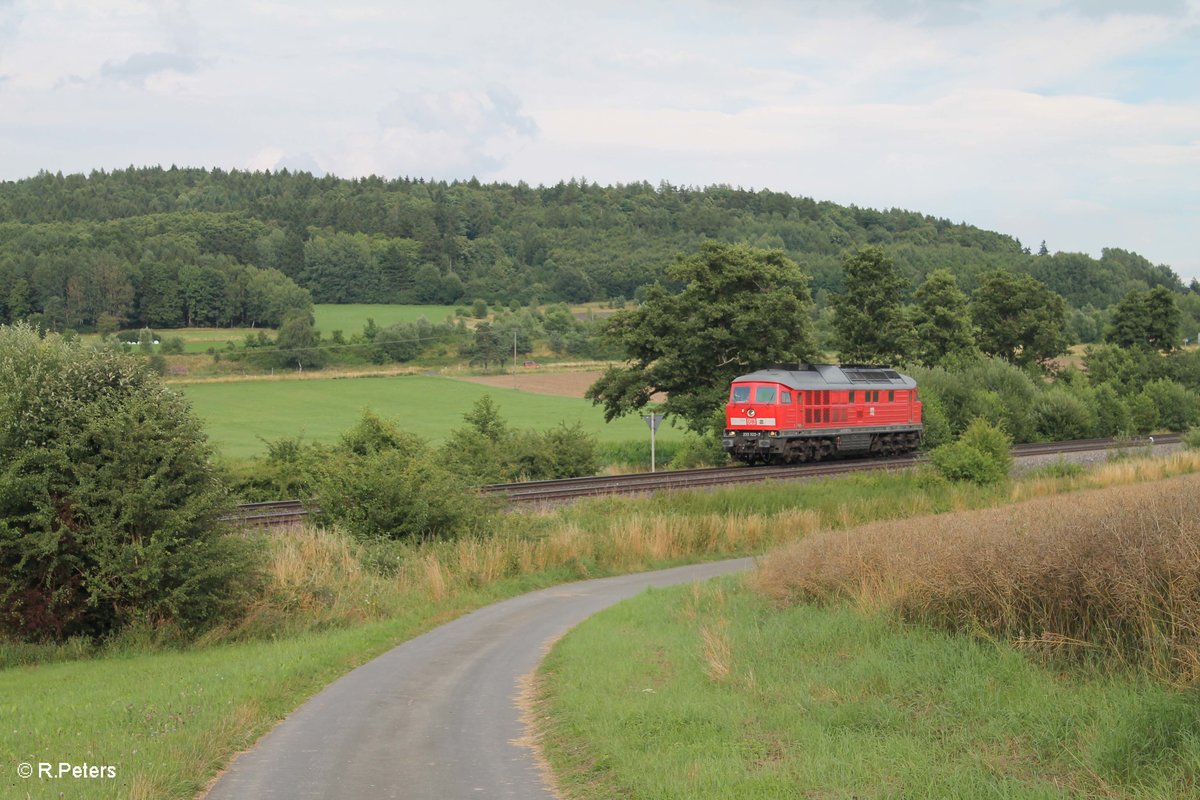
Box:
[754, 386, 776, 403]
[731, 386, 750, 402]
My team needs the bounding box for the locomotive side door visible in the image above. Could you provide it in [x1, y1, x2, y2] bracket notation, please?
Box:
[778, 386, 800, 430]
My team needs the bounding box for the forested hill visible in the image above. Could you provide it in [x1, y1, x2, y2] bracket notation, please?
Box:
[0, 166, 1185, 331]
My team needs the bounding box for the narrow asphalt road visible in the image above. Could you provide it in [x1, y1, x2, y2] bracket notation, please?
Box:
[205, 557, 754, 800]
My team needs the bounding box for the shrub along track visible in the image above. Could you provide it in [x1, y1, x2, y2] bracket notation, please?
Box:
[229, 436, 1175, 525]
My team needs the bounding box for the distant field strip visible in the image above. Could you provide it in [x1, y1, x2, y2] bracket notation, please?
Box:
[181, 374, 681, 459]
[313, 304, 459, 334]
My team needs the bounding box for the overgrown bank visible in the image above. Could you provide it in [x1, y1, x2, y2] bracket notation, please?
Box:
[5, 452, 1200, 797]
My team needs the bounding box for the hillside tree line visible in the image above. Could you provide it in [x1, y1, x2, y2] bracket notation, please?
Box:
[2, 167, 1197, 335]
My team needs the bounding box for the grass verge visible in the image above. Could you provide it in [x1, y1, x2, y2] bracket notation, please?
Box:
[533, 578, 1200, 799]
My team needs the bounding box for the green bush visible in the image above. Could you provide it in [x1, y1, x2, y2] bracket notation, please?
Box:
[316, 449, 487, 541]
[372, 321, 424, 363]
[337, 409, 426, 458]
[1030, 388, 1097, 441]
[1128, 392, 1160, 435]
[668, 434, 728, 469]
[510, 422, 600, 479]
[1092, 383, 1132, 437]
[927, 418, 1012, 485]
[917, 393, 952, 449]
[927, 441, 1006, 485]
[912, 358, 1037, 441]
[960, 416, 1014, 469]
[223, 436, 329, 502]
[441, 395, 600, 482]
[1142, 378, 1199, 432]
[0, 324, 257, 640]
[1182, 427, 1200, 450]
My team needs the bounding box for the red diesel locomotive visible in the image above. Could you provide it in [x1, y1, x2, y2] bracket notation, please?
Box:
[722, 364, 923, 464]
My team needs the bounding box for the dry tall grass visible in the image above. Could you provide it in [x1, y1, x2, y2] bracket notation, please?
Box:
[234, 506, 825, 639]
[753, 471, 1200, 683]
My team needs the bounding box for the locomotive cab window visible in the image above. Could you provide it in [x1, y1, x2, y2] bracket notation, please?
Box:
[782, 391, 792, 404]
[732, 386, 750, 402]
[754, 386, 777, 403]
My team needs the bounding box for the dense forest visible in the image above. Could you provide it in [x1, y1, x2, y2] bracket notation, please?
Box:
[0, 166, 1193, 334]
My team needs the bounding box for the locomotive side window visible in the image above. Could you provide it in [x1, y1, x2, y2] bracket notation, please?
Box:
[732, 386, 750, 402]
[782, 391, 792, 404]
[754, 386, 776, 403]
[888, 390, 895, 402]
[849, 391, 856, 403]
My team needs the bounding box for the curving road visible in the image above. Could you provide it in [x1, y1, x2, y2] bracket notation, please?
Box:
[205, 558, 754, 800]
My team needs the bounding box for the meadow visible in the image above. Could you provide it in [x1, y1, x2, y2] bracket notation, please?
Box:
[179, 373, 683, 459]
[85, 327, 267, 354]
[312, 303, 460, 334]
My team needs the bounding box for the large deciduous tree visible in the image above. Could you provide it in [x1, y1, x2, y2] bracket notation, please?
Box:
[274, 312, 326, 370]
[586, 242, 817, 435]
[1107, 287, 1181, 352]
[831, 246, 914, 365]
[466, 321, 508, 369]
[970, 270, 1068, 369]
[910, 269, 977, 367]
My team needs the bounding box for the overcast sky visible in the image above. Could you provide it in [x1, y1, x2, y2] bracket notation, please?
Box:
[0, 0, 1197, 282]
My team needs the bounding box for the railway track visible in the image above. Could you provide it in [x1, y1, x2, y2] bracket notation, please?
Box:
[477, 456, 917, 504]
[228, 435, 1178, 525]
[222, 499, 314, 527]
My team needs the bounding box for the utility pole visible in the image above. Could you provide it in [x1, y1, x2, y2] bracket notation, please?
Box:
[512, 330, 518, 391]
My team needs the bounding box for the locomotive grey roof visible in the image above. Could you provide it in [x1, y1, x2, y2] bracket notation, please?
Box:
[731, 364, 918, 391]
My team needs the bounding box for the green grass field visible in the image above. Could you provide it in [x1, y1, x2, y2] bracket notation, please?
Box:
[180, 374, 682, 459]
[85, 327, 266, 354]
[313, 304, 460, 335]
[537, 578, 1200, 799]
